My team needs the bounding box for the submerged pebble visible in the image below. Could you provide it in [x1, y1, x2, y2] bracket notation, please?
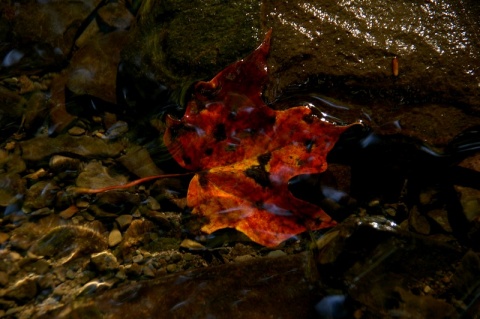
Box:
[30, 225, 107, 264]
[108, 229, 122, 247]
[90, 251, 120, 272]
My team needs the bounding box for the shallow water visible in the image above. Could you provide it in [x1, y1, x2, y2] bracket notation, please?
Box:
[1, 1, 480, 318]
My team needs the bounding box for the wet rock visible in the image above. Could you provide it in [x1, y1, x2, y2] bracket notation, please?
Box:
[142, 265, 156, 278]
[23, 92, 49, 132]
[427, 209, 453, 233]
[23, 181, 59, 212]
[316, 216, 464, 318]
[125, 263, 142, 277]
[5, 275, 38, 302]
[24, 259, 51, 275]
[409, 205, 431, 235]
[75, 160, 127, 189]
[0, 173, 25, 207]
[0, 232, 8, 245]
[115, 215, 133, 230]
[77, 280, 114, 297]
[180, 239, 205, 251]
[0, 271, 8, 287]
[122, 0, 261, 103]
[30, 225, 107, 264]
[66, 31, 129, 105]
[117, 146, 163, 178]
[42, 253, 320, 319]
[67, 126, 86, 136]
[379, 104, 480, 147]
[266, 250, 287, 258]
[121, 220, 154, 255]
[10, 221, 50, 251]
[19, 135, 125, 162]
[102, 120, 128, 140]
[58, 205, 79, 220]
[132, 254, 143, 264]
[454, 153, 480, 221]
[451, 250, 480, 301]
[0, 150, 26, 175]
[48, 155, 82, 173]
[142, 210, 171, 229]
[262, 1, 480, 106]
[144, 196, 161, 211]
[0, 85, 27, 135]
[126, 0, 480, 146]
[97, 2, 134, 31]
[90, 251, 119, 272]
[31, 207, 54, 217]
[1, 0, 103, 75]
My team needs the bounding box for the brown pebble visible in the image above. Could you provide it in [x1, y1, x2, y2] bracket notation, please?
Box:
[115, 215, 133, 230]
[0, 271, 8, 286]
[91, 251, 119, 272]
[68, 126, 86, 136]
[76, 200, 89, 208]
[126, 263, 142, 276]
[180, 239, 205, 251]
[132, 254, 144, 264]
[0, 232, 9, 245]
[166, 264, 177, 273]
[392, 56, 399, 76]
[145, 196, 161, 211]
[143, 265, 156, 277]
[59, 205, 79, 219]
[6, 275, 38, 301]
[108, 229, 122, 247]
[423, 285, 432, 294]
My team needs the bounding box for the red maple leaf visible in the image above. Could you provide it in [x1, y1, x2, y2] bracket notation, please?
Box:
[164, 30, 355, 247]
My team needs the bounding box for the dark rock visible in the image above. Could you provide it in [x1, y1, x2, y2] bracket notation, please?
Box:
[23, 92, 49, 132]
[262, 1, 480, 109]
[66, 31, 129, 104]
[409, 205, 431, 235]
[316, 216, 464, 318]
[19, 135, 125, 162]
[117, 146, 163, 178]
[67, 126, 86, 136]
[40, 253, 320, 319]
[97, 2, 134, 31]
[0, 84, 27, 136]
[122, 0, 261, 100]
[23, 181, 59, 212]
[125, 0, 480, 146]
[75, 160, 127, 189]
[0, 173, 25, 207]
[427, 209, 453, 233]
[115, 215, 133, 230]
[0, 0, 102, 76]
[24, 259, 51, 275]
[30, 225, 107, 264]
[102, 121, 128, 140]
[5, 275, 38, 303]
[454, 153, 480, 222]
[49, 155, 83, 173]
[451, 250, 480, 301]
[121, 219, 155, 256]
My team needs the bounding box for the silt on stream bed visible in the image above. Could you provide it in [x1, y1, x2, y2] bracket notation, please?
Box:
[1, 1, 480, 318]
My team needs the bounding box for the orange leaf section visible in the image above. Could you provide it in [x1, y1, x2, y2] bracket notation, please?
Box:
[164, 30, 354, 247]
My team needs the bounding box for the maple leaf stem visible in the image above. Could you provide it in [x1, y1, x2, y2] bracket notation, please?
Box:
[68, 172, 195, 194]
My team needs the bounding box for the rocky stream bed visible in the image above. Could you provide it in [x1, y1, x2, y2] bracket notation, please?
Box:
[1, 1, 480, 318]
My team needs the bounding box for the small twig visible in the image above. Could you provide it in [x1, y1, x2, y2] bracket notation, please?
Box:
[69, 172, 195, 194]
